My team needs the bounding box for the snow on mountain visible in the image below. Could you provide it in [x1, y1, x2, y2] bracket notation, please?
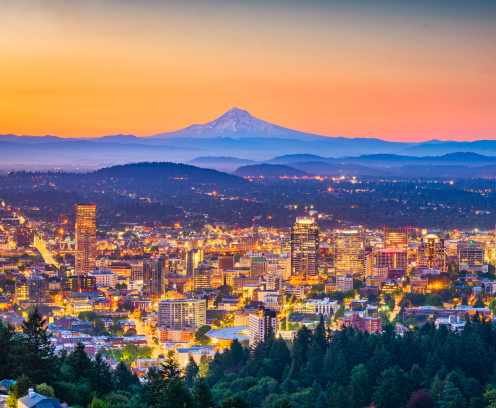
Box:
[149, 107, 326, 140]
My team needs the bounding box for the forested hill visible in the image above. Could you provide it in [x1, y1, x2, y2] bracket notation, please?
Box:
[3, 309, 496, 408]
[233, 164, 310, 178]
[93, 162, 246, 187]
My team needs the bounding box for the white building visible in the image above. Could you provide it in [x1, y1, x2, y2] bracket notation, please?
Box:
[88, 270, 118, 288]
[158, 299, 206, 330]
[263, 294, 284, 312]
[304, 298, 340, 317]
[249, 308, 277, 346]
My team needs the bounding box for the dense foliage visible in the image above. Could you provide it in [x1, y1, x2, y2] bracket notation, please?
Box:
[5, 309, 496, 407]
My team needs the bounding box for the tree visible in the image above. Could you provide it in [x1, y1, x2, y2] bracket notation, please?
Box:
[348, 378, 366, 408]
[88, 352, 114, 397]
[437, 382, 465, 408]
[87, 397, 112, 408]
[125, 327, 138, 336]
[328, 383, 351, 408]
[0, 321, 16, 380]
[163, 376, 195, 408]
[425, 294, 443, 307]
[409, 364, 426, 394]
[5, 375, 32, 408]
[198, 355, 209, 377]
[373, 366, 409, 408]
[219, 395, 251, 408]
[35, 383, 55, 398]
[10, 307, 57, 384]
[79, 311, 97, 321]
[194, 376, 216, 408]
[447, 395, 465, 408]
[195, 325, 212, 345]
[109, 324, 124, 336]
[406, 390, 435, 408]
[334, 305, 345, 323]
[65, 342, 93, 380]
[114, 361, 140, 390]
[122, 301, 135, 313]
[185, 356, 199, 387]
[269, 336, 291, 380]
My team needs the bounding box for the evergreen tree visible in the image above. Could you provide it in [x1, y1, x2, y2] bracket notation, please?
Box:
[328, 383, 351, 408]
[274, 396, 293, 408]
[437, 382, 465, 408]
[219, 395, 251, 408]
[447, 395, 465, 408]
[302, 340, 324, 386]
[288, 336, 303, 381]
[373, 365, 409, 408]
[114, 361, 140, 390]
[65, 342, 93, 380]
[10, 307, 57, 384]
[34, 383, 55, 398]
[329, 351, 349, 386]
[0, 321, 16, 380]
[316, 392, 329, 408]
[194, 376, 216, 408]
[269, 336, 291, 380]
[348, 378, 365, 408]
[350, 364, 370, 403]
[225, 339, 245, 371]
[161, 376, 195, 408]
[430, 375, 443, 401]
[88, 352, 114, 397]
[185, 356, 200, 387]
[409, 364, 426, 394]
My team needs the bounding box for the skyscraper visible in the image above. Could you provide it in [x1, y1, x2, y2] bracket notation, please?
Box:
[418, 233, 446, 272]
[75, 204, 96, 276]
[384, 227, 409, 250]
[290, 217, 319, 279]
[249, 307, 277, 347]
[334, 230, 365, 277]
[193, 261, 211, 291]
[158, 299, 206, 329]
[186, 249, 204, 275]
[143, 256, 169, 299]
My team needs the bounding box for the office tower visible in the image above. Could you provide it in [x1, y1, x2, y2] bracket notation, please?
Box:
[290, 217, 319, 279]
[75, 204, 97, 276]
[280, 234, 291, 253]
[15, 275, 47, 303]
[130, 260, 144, 280]
[250, 257, 268, 277]
[158, 299, 206, 329]
[143, 257, 169, 299]
[209, 268, 223, 289]
[186, 249, 204, 275]
[78, 275, 96, 292]
[193, 262, 211, 291]
[418, 233, 446, 272]
[266, 273, 282, 290]
[457, 241, 484, 267]
[219, 256, 234, 272]
[61, 275, 80, 293]
[336, 274, 354, 291]
[249, 307, 277, 346]
[383, 227, 408, 250]
[334, 230, 364, 276]
[375, 249, 408, 270]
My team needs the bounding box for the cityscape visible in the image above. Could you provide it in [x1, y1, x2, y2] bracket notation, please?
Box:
[2, 1, 496, 408]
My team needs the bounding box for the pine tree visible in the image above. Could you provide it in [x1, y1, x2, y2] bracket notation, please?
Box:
[162, 376, 195, 408]
[430, 375, 443, 401]
[194, 376, 216, 408]
[270, 336, 291, 380]
[88, 352, 114, 397]
[0, 321, 16, 380]
[316, 392, 329, 408]
[114, 361, 139, 390]
[219, 395, 251, 408]
[446, 395, 465, 408]
[350, 364, 370, 403]
[329, 351, 349, 386]
[348, 378, 365, 408]
[65, 342, 93, 380]
[437, 382, 465, 408]
[409, 364, 426, 394]
[373, 365, 409, 408]
[288, 336, 303, 381]
[185, 356, 199, 387]
[302, 340, 324, 386]
[10, 307, 57, 384]
[329, 383, 351, 408]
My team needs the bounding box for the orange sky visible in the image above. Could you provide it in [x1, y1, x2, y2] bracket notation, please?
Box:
[1, 0, 495, 141]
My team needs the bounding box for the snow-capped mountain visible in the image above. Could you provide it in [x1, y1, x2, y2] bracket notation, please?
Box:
[149, 107, 325, 140]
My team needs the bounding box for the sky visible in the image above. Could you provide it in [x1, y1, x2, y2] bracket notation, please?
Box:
[1, 0, 495, 142]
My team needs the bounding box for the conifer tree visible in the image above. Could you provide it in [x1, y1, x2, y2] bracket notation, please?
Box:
[194, 376, 216, 408]
[65, 342, 93, 380]
[270, 336, 291, 380]
[114, 361, 139, 390]
[437, 382, 465, 408]
[409, 364, 426, 394]
[328, 383, 351, 408]
[373, 365, 408, 408]
[198, 355, 210, 377]
[0, 321, 16, 380]
[88, 352, 114, 397]
[5, 375, 32, 408]
[162, 376, 195, 408]
[348, 378, 365, 408]
[185, 356, 200, 387]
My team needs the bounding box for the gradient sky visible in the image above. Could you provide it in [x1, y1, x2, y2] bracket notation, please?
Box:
[1, 0, 495, 141]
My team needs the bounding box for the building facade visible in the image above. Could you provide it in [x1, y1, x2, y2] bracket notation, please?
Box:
[158, 299, 207, 330]
[290, 217, 319, 279]
[334, 230, 364, 276]
[383, 227, 408, 250]
[143, 257, 169, 299]
[75, 204, 97, 275]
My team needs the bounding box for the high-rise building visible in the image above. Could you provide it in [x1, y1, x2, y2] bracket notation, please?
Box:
[457, 241, 484, 268]
[219, 256, 234, 272]
[249, 307, 277, 346]
[75, 204, 97, 276]
[186, 249, 204, 275]
[290, 217, 319, 279]
[158, 299, 206, 329]
[143, 257, 169, 299]
[15, 275, 47, 303]
[193, 262, 211, 291]
[130, 260, 144, 280]
[250, 257, 268, 277]
[375, 249, 408, 270]
[334, 230, 364, 276]
[280, 234, 291, 253]
[383, 227, 409, 250]
[418, 233, 446, 272]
